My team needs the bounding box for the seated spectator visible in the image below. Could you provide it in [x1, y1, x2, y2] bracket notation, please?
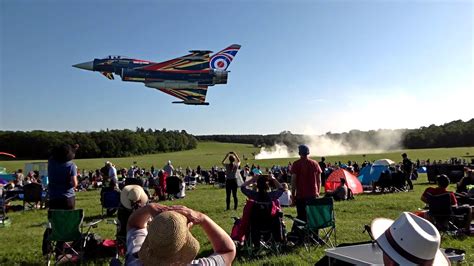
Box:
[370, 212, 449, 265]
[117, 185, 149, 239]
[156, 170, 167, 200]
[278, 183, 292, 207]
[456, 169, 474, 193]
[325, 178, 349, 201]
[421, 174, 472, 232]
[236, 174, 285, 245]
[372, 170, 392, 193]
[126, 204, 235, 266]
[166, 175, 184, 200]
[240, 174, 284, 202]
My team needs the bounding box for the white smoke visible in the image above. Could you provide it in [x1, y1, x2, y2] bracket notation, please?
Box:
[255, 143, 298, 159]
[255, 130, 404, 159]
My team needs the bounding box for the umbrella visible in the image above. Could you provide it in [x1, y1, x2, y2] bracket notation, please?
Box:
[373, 159, 396, 166]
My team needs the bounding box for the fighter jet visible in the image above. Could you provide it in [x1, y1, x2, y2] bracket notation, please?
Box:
[73, 44, 241, 105]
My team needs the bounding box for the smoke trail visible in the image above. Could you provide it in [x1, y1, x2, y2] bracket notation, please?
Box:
[255, 130, 404, 159]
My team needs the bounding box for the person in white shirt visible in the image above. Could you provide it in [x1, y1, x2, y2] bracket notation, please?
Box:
[107, 161, 118, 189]
[278, 183, 292, 207]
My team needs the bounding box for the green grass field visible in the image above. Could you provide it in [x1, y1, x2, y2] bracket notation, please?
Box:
[0, 142, 473, 265]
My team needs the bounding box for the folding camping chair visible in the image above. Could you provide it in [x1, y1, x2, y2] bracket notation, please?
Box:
[101, 190, 121, 217]
[286, 197, 336, 250]
[23, 182, 44, 210]
[0, 188, 11, 227]
[44, 209, 101, 265]
[107, 206, 133, 259]
[237, 200, 285, 258]
[166, 176, 181, 200]
[426, 193, 465, 236]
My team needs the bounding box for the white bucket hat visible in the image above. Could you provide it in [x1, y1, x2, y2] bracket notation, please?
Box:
[371, 212, 450, 265]
[120, 185, 148, 210]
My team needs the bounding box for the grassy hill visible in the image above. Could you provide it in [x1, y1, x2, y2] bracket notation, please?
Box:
[1, 141, 472, 172]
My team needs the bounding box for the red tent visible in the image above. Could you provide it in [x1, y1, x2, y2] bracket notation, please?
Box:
[325, 168, 363, 195]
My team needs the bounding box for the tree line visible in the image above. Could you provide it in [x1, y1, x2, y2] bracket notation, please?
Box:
[0, 128, 197, 159]
[403, 119, 474, 148]
[197, 119, 474, 149]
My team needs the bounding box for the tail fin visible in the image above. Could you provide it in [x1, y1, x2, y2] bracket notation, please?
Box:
[209, 44, 241, 71]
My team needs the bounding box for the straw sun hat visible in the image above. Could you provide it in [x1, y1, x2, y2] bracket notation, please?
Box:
[120, 185, 149, 210]
[371, 212, 449, 265]
[138, 211, 200, 266]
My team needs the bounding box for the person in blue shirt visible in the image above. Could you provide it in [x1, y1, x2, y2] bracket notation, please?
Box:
[47, 144, 79, 210]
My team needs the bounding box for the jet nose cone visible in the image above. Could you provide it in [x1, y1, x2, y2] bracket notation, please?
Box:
[73, 61, 94, 71]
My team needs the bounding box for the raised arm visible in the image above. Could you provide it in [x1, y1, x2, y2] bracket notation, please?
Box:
[270, 174, 282, 189]
[232, 152, 241, 163]
[222, 153, 230, 165]
[127, 203, 170, 230]
[291, 173, 297, 205]
[174, 206, 236, 265]
[241, 174, 258, 187]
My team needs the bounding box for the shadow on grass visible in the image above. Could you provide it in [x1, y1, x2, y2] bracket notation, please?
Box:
[84, 214, 105, 223]
[27, 222, 48, 228]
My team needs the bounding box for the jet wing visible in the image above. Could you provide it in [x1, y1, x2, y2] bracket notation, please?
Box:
[153, 86, 209, 105]
[136, 51, 210, 72]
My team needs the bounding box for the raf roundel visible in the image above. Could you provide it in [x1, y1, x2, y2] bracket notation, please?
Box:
[210, 55, 230, 70]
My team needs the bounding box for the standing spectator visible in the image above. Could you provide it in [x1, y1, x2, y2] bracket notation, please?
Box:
[401, 153, 414, 190]
[290, 145, 322, 226]
[42, 144, 79, 256]
[107, 161, 119, 189]
[127, 166, 135, 178]
[163, 160, 175, 177]
[319, 157, 327, 188]
[48, 144, 79, 210]
[222, 151, 241, 210]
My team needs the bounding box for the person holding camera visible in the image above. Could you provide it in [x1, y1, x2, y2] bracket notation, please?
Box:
[222, 151, 241, 210]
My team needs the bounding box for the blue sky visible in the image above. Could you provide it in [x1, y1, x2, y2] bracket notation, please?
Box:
[1, 0, 472, 135]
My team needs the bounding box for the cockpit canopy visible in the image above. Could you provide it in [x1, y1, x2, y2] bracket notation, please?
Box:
[102, 55, 130, 59]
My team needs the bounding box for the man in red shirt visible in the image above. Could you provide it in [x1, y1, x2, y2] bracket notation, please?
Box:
[290, 144, 322, 223]
[421, 174, 471, 232]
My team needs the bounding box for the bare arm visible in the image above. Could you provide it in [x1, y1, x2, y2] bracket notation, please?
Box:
[291, 173, 297, 198]
[241, 175, 258, 187]
[174, 207, 236, 265]
[316, 172, 321, 196]
[222, 153, 229, 165]
[232, 152, 241, 163]
[127, 203, 169, 230]
[270, 175, 282, 189]
[72, 175, 78, 188]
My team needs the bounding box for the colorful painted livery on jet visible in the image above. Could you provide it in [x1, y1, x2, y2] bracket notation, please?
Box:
[73, 44, 241, 105]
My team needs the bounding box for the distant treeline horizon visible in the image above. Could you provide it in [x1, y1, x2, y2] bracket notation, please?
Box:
[196, 119, 474, 150]
[0, 128, 197, 159]
[0, 119, 472, 160]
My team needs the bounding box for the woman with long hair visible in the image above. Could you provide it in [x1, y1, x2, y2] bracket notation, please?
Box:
[222, 151, 241, 210]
